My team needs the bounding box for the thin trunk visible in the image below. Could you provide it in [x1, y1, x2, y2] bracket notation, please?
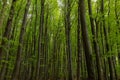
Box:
[31, 1, 37, 80]
[11, 0, 31, 80]
[87, 0, 103, 80]
[77, 1, 82, 80]
[0, 0, 17, 60]
[65, 0, 73, 80]
[35, 0, 45, 80]
[115, 0, 120, 64]
[79, 0, 95, 80]
[0, 1, 23, 79]
[100, 0, 115, 80]
[44, 6, 49, 80]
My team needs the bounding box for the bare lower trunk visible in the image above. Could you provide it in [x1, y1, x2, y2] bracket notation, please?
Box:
[87, 0, 103, 80]
[64, 0, 73, 80]
[11, 0, 31, 80]
[35, 0, 45, 80]
[79, 0, 95, 80]
[77, 1, 82, 80]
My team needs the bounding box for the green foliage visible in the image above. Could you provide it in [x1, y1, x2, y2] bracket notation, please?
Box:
[0, 0, 120, 79]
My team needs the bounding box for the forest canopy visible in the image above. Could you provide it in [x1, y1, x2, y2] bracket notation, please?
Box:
[0, 0, 120, 80]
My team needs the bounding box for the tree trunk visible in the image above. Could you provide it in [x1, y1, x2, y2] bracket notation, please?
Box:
[100, 0, 115, 80]
[0, 0, 17, 60]
[11, 0, 31, 80]
[78, 0, 95, 80]
[64, 0, 73, 80]
[77, 1, 82, 80]
[87, 0, 103, 80]
[35, 0, 45, 80]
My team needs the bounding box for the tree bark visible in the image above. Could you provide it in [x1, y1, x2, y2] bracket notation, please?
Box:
[78, 0, 95, 80]
[87, 0, 103, 80]
[100, 0, 115, 80]
[35, 0, 45, 80]
[64, 0, 73, 80]
[11, 0, 31, 80]
[0, 0, 17, 60]
[77, 1, 82, 80]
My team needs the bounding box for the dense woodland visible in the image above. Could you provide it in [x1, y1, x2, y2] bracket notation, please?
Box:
[0, 0, 120, 80]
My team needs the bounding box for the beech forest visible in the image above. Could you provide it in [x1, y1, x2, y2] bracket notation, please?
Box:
[0, 0, 120, 80]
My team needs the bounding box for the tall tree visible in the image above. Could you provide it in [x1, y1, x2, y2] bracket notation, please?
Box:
[0, 0, 17, 60]
[77, 1, 82, 80]
[100, 0, 115, 80]
[78, 0, 95, 80]
[35, 0, 45, 80]
[11, 0, 31, 79]
[64, 0, 73, 80]
[87, 0, 103, 80]
[0, 0, 120, 79]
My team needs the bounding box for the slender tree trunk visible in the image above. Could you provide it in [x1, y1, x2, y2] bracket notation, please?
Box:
[0, 50, 9, 80]
[0, 0, 17, 60]
[11, 0, 31, 80]
[64, 0, 73, 80]
[77, 1, 82, 80]
[44, 6, 49, 80]
[35, 0, 45, 80]
[87, 0, 103, 80]
[0, 1, 24, 79]
[78, 0, 95, 80]
[100, 0, 115, 80]
[115, 0, 120, 64]
[30, 0, 37, 80]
